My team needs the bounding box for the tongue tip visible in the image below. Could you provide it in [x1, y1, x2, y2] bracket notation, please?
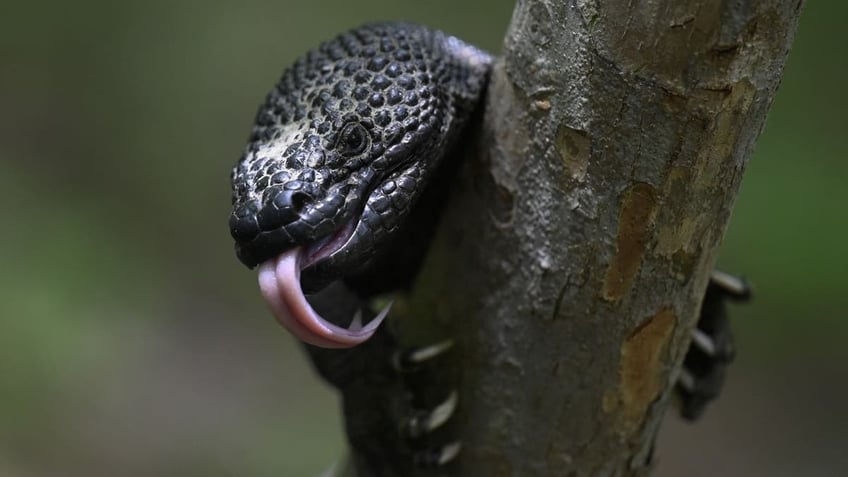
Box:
[257, 249, 386, 349]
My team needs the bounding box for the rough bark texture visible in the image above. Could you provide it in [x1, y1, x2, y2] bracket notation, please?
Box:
[340, 0, 803, 475]
[403, 1, 803, 476]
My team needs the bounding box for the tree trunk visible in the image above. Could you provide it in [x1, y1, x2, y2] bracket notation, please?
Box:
[407, 0, 803, 475]
[344, 0, 804, 475]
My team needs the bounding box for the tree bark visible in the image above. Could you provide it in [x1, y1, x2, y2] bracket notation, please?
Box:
[400, 0, 804, 476]
[336, 1, 804, 475]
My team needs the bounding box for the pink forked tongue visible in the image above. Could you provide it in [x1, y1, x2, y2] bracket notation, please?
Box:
[257, 248, 390, 348]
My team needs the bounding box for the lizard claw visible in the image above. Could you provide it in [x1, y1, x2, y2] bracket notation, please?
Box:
[709, 269, 752, 301]
[394, 339, 454, 371]
[413, 441, 462, 467]
[403, 390, 458, 438]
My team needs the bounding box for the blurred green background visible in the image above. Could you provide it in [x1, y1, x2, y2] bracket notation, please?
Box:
[1, 1, 844, 476]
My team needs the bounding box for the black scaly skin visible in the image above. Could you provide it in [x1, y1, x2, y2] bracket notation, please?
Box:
[228, 22, 748, 472]
[229, 22, 491, 292]
[229, 23, 492, 473]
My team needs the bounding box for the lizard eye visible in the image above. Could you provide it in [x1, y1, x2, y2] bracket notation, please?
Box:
[337, 122, 370, 156]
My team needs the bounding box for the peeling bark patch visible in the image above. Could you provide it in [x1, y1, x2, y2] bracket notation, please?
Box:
[618, 308, 677, 433]
[595, 0, 724, 82]
[670, 248, 697, 282]
[695, 80, 756, 183]
[602, 183, 658, 301]
[556, 125, 589, 182]
[655, 215, 699, 256]
[655, 213, 701, 282]
[534, 99, 552, 111]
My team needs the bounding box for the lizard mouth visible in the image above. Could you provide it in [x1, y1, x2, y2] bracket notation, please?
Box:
[256, 217, 391, 348]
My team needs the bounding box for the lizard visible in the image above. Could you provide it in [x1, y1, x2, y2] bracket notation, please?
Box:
[228, 22, 751, 473]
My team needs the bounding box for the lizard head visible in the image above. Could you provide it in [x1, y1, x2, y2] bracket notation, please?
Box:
[228, 24, 462, 348]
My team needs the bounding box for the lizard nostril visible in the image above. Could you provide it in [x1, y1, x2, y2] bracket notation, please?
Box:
[272, 189, 314, 216]
[255, 189, 316, 232]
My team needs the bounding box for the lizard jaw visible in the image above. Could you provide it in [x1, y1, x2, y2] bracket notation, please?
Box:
[257, 247, 391, 348]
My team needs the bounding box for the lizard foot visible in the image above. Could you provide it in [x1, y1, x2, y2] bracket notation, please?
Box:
[394, 339, 462, 467]
[676, 270, 752, 420]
